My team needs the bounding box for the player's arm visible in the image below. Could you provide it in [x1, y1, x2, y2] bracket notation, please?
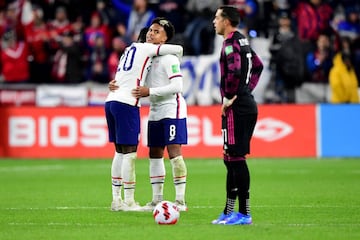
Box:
[248, 49, 264, 92]
[132, 77, 182, 97]
[144, 43, 183, 58]
[221, 39, 243, 115]
[223, 39, 242, 101]
[108, 79, 119, 92]
[221, 95, 237, 116]
[132, 56, 182, 97]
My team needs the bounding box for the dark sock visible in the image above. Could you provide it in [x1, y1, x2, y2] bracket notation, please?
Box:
[234, 160, 250, 215]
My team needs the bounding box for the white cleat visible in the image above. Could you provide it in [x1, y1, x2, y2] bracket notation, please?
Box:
[139, 201, 160, 212]
[174, 200, 188, 212]
[120, 201, 142, 212]
[111, 199, 123, 211]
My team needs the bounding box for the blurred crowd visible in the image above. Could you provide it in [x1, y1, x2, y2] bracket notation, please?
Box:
[0, 0, 359, 103]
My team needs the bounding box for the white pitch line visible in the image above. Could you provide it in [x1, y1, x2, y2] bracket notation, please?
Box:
[7, 222, 360, 227]
[4, 205, 358, 211]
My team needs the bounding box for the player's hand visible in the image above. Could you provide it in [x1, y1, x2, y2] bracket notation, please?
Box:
[108, 80, 119, 92]
[132, 86, 150, 98]
[221, 95, 237, 116]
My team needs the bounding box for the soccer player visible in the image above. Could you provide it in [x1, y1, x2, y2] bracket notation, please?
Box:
[211, 6, 263, 225]
[105, 27, 183, 211]
[132, 17, 188, 212]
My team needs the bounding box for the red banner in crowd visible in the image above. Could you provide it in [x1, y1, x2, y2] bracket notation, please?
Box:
[0, 105, 316, 159]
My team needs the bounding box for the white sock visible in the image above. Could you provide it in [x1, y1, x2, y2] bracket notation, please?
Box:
[122, 152, 137, 204]
[111, 152, 123, 201]
[170, 156, 187, 202]
[149, 158, 165, 202]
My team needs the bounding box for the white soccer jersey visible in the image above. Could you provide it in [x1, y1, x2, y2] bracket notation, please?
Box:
[146, 54, 187, 121]
[105, 43, 183, 106]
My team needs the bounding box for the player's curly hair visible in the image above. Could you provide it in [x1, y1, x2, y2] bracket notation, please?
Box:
[150, 17, 175, 42]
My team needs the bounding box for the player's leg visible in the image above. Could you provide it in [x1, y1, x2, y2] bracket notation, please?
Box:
[149, 148, 165, 202]
[112, 102, 141, 211]
[212, 114, 238, 223]
[142, 120, 166, 211]
[219, 112, 257, 224]
[232, 113, 257, 221]
[236, 160, 250, 216]
[110, 146, 123, 211]
[168, 148, 187, 211]
[164, 119, 188, 211]
[121, 145, 140, 210]
[105, 102, 123, 211]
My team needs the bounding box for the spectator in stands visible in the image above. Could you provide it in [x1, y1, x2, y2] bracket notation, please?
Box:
[154, 0, 187, 34]
[47, 6, 73, 54]
[51, 31, 84, 83]
[0, 30, 29, 83]
[107, 36, 126, 80]
[184, 0, 222, 55]
[1, 0, 29, 41]
[266, 11, 294, 102]
[95, 0, 114, 27]
[335, 5, 360, 82]
[84, 11, 112, 52]
[225, 0, 259, 37]
[26, 4, 52, 84]
[110, 0, 134, 27]
[86, 33, 109, 83]
[335, 6, 360, 41]
[112, 0, 155, 44]
[294, 0, 334, 44]
[329, 36, 359, 103]
[265, 11, 296, 103]
[297, 32, 334, 103]
[126, 0, 156, 43]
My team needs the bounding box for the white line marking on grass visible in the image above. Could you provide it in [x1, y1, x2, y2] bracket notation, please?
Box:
[5, 207, 108, 210]
[7, 222, 360, 227]
[8, 222, 120, 226]
[5, 204, 358, 211]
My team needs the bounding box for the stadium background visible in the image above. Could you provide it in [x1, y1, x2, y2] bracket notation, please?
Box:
[1, 37, 359, 159]
[0, 0, 359, 159]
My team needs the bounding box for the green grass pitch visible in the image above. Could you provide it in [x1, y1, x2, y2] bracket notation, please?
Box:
[0, 158, 359, 240]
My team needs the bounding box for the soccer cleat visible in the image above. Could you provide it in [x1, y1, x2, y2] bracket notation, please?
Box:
[220, 212, 253, 225]
[235, 213, 252, 225]
[139, 201, 160, 212]
[219, 212, 240, 225]
[211, 212, 232, 224]
[110, 199, 123, 211]
[120, 201, 142, 211]
[174, 200, 188, 212]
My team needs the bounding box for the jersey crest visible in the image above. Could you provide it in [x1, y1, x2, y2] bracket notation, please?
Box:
[171, 64, 180, 73]
[225, 45, 233, 55]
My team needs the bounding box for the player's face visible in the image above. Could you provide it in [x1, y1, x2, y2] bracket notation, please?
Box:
[146, 24, 167, 44]
[213, 9, 226, 36]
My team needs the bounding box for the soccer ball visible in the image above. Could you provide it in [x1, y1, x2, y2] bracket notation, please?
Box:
[153, 201, 180, 225]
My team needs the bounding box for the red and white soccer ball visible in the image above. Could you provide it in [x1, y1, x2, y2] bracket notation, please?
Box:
[153, 201, 180, 225]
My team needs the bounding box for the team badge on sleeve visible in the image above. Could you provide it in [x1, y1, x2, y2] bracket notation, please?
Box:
[225, 46, 233, 55]
[171, 64, 180, 73]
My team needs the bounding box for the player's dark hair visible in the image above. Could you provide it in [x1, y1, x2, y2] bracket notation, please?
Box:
[137, 27, 148, 43]
[150, 17, 175, 42]
[219, 5, 240, 27]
